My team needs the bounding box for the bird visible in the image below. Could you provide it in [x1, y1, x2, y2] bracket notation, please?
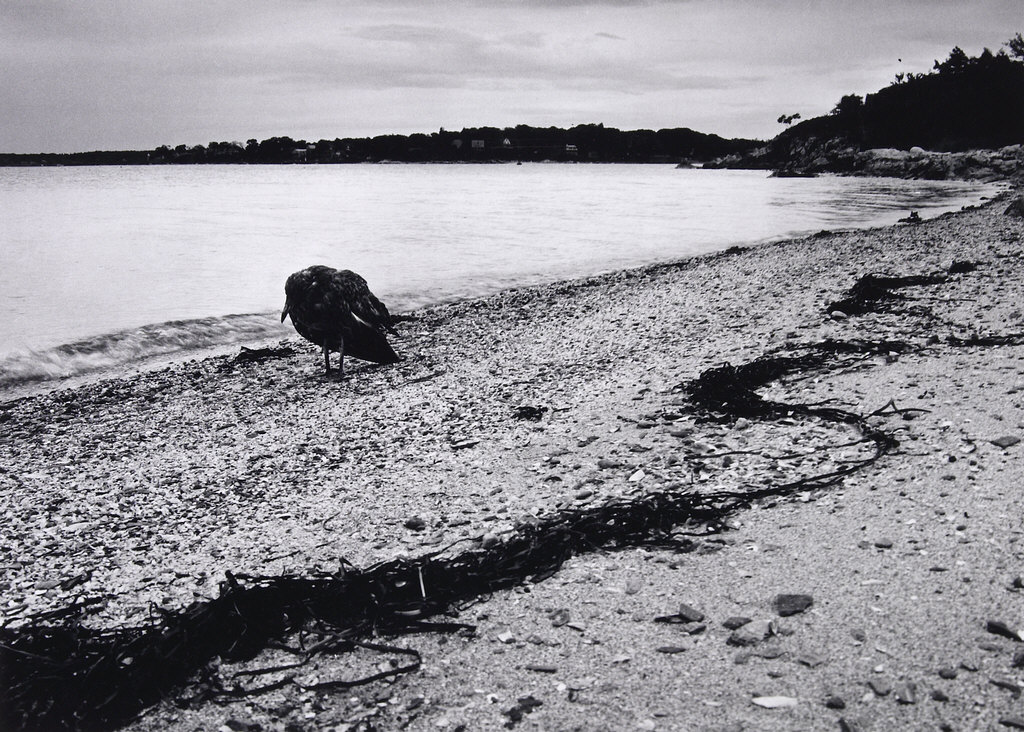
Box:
[281, 265, 400, 377]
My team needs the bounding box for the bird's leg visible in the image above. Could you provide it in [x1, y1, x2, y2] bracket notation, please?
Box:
[337, 335, 345, 380]
[323, 343, 331, 374]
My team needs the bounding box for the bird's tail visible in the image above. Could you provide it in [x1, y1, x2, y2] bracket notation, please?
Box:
[345, 322, 401, 364]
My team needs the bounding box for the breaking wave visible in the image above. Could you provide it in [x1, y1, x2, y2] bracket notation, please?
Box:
[0, 313, 289, 390]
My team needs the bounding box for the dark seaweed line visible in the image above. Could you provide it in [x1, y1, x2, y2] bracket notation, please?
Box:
[0, 337, 955, 732]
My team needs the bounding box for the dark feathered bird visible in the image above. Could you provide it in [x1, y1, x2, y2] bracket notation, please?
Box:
[281, 265, 400, 377]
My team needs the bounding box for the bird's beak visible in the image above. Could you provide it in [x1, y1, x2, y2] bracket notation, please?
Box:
[280, 304, 289, 323]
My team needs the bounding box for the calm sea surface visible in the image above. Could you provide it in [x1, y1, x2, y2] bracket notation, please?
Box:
[0, 164, 1000, 388]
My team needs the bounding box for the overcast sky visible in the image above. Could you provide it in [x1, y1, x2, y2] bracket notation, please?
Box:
[0, 0, 1019, 153]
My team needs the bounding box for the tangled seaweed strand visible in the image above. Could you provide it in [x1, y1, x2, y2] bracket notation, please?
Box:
[824, 267, 969, 316]
[684, 338, 910, 424]
[0, 339, 909, 732]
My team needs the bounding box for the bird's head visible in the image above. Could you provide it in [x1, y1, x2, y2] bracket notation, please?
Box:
[281, 300, 291, 323]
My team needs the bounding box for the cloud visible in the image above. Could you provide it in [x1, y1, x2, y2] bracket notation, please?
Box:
[1, 0, 1021, 152]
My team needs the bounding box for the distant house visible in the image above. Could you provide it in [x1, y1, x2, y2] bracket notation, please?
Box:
[291, 145, 315, 162]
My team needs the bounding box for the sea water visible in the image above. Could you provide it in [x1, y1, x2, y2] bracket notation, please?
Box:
[0, 164, 1000, 389]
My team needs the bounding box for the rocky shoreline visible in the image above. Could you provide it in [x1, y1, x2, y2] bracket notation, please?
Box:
[706, 142, 1024, 183]
[3, 192, 1024, 731]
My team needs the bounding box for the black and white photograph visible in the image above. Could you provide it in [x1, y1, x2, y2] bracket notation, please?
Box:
[1, 1, 1023, 730]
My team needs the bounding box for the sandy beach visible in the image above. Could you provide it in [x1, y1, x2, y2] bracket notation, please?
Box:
[3, 190, 1024, 731]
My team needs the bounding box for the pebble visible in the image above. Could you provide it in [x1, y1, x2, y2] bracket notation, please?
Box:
[987, 619, 1023, 642]
[525, 664, 557, 673]
[991, 435, 1021, 448]
[773, 593, 813, 616]
[1001, 717, 1024, 730]
[550, 609, 570, 627]
[727, 619, 773, 646]
[874, 538, 894, 549]
[628, 469, 646, 482]
[931, 689, 949, 702]
[656, 645, 687, 654]
[723, 616, 752, 630]
[221, 719, 259, 732]
[838, 718, 866, 732]
[1012, 649, 1024, 668]
[597, 459, 621, 470]
[938, 667, 958, 680]
[677, 603, 705, 623]
[867, 678, 892, 697]
[403, 517, 426, 531]
[751, 696, 797, 709]
[797, 652, 826, 668]
[894, 681, 917, 704]
[823, 695, 845, 709]
[990, 676, 1023, 694]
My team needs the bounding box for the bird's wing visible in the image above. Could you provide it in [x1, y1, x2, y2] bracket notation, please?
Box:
[337, 271, 396, 333]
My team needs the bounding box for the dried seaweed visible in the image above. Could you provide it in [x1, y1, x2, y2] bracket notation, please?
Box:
[0, 339, 915, 732]
[825, 272, 948, 316]
[512, 405, 548, 421]
[224, 345, 296, 368]
[943, 333, 1024, 348]
[683, 338, 911, 427]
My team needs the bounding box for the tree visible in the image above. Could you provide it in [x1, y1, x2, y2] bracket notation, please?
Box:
[831, 94, 863, 117]
[934, 46, 970, 74]
[1007, 32, 1024, 61]
[777, 112, 801, 126]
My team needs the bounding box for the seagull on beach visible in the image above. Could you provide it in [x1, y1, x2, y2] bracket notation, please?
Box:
[281, 265, 400, 377]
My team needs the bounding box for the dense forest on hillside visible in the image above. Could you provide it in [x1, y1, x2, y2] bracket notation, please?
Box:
[714, 36, 1024, 175]
[0, 124, 758, 167]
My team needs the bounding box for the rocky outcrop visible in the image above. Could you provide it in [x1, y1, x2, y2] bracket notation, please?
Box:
[707, 141, 1024, 182]
[855, 145, 1024, 181]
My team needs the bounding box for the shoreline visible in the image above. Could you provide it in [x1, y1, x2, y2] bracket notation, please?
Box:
[0, 177, 1006, 406]
[3, 192, 1024, 730]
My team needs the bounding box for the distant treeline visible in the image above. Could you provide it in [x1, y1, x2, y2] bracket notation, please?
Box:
[777, 40, 1024, 154]
[0, 124, 759, 167]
